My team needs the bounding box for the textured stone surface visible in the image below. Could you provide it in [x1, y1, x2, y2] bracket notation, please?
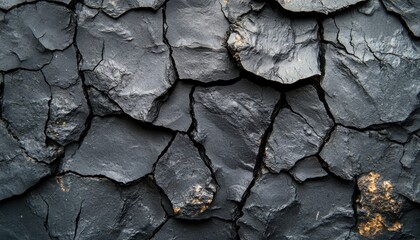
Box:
[87, 87, 122, 116]
[219, 0, 265, 23]
[382, 0, 420, 37]
[290, 157, 328, 182]
[192, 79, 280, 219]
[228, 6, 320, 84]
[78, 5, 175, 122]
[166, 0, 239, 81]
[276, 0, 367, 14]
[85, 0, 165, 18]
[63, 116, 173, 183]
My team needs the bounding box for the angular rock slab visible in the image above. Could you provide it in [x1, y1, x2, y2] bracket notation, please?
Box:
[166, 0, 239, 82]
[2, 70, 59, 163]
[78, 6, 175, 122]
[193, 79, 280, 219]
[155, 134, 216, 218]
[320, 126, 420, 203]
[0, 2, 75, 71]
[152, 218, 235, 240]
[238, 173, 355, 240]
[85, 0, 165, 18]
[63, 116, 173, 184]
[264, 85, 333, 172]
[228, 6, 320, 84]
[0, 121, 50, 201]
[382, 0, 420, 37]
[322, 1, 420, 128]
[290, 156, 328, 182]
[87, 87, 122, 116]
[276, 0, 367, 14]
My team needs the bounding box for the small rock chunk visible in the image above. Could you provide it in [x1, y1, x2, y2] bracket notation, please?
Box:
[290, 157, 328, 182]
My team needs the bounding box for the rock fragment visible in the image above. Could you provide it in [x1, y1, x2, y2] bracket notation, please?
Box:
[77, 5, 175, 122]
[166, 0, 239, 82]
[87, 87, 122, 116]
[276, 0, 367, 14]
[85, 0, 165, 18]
[382, 0, 420, 37]
[219, 0, 265, 23]
[192, 79, 280, 219]
[322, 1, 420, 128]
[290, 157, 328, 182]
[228, 6, 320, 84]
[155, 134, 216, 218]
[63, 116, 173, 183]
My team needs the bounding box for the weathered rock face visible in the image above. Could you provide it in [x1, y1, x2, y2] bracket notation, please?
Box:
[0, 0, 419, 239]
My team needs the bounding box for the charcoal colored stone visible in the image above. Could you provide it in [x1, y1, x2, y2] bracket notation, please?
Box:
[238, 173, 355, 239]
[276, 0, 367, 14]
[155, 134, 216, 218]
[46, 80, 89, 146]
[192, 79, 280, 219]
[166, 0, 239, 82]
[322, 1, 420, 128]
[382, 0, 420, 37]
[219, 0, 265, 23]
[228, 6, 320, 84]
[0, 0, 73, 10]
[290, 157, 328, 182]
[87, 87, 122, 116]
[264, 86, 333, 173]
[63, 116, 173, 183]
[2, 70, 59, 163]
[152, 81, 193, 132]
[0, 121, 50, 201]
[77, 5, 175, 122]
[85, 0, 165, 18]
[152, 218, 235, 240]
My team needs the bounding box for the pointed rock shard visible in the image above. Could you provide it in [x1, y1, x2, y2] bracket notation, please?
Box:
[63, 116, 173, 184]
[382, 0, 420, 37]
[276, 0, 367, 14]
[155, 134, 216, 219]
[193, 79, 280, 219]
[290, 157, 328, 182]
[77, 6, 175, 122]
[322, 1, 420, 128]
[228, 6, 320, 84]
[166, 0, 240, 82]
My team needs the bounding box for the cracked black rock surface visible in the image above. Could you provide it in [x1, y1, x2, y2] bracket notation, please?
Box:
[0, 0, 419, 239]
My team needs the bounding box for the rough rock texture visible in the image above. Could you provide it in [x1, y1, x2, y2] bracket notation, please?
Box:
[277, 0, 367, 14]
[192, 79, 280, 219]
[228, 6, 320, 84]
[0, 0, 419, 239]
[78, 5, 175, 122]
[166, 0, 239, 81]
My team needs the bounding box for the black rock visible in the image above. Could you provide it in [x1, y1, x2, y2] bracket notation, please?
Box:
[155, 134, 216, 219]
[87, 87, 122, 116]
[62, 116, 173, 184]
[2, 70, 59, 163]
[152, 218, 236, 240]
[382, 0, 420, 37]
[85, 0, 165, 18]
[0, 121, 50, 201]
[166, 0, 240, 82]
[77, 5, 175, 122]
[322, 0, 420, 128]
[290, 157, 328, 182]
[152, 81, 193, 132]
[228, 6, 320, 84]
[264, 85, 333, 172]
[192, 79, 280, 219]
[276, 0, 367, 14]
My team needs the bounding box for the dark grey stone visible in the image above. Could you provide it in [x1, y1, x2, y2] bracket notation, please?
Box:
[382, 0, 420, 37]
[228, 6, 320, 84]
[85, 0, 165, 18]
[290, 157, 328, 182]
[192, 79, 280, 219]
[63, 116, 173, 183]
[219, 0, 265, 23]
[152, 81, 193, 132]
[276, 0, 367, 14]
[0, 0, 73, 10]
[152, 218, 235, 240]
[166, 0, 239, 82]
[264, 86, 333, 173]
[46, 80, 89, 146]
[87, 87, 122, 116]
[0, 121, 50, 201]
[155, 134, 216, 219]
[238, 173, 355, 240]
[322, 1, 420, 128]
[77, 5, 175, 122]
[2, 70, 59, 163]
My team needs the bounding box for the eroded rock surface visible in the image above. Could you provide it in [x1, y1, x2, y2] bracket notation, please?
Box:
[85, 0, 165, 18]
[277, 0, 367, 14]
[382, 0, 420, 37]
